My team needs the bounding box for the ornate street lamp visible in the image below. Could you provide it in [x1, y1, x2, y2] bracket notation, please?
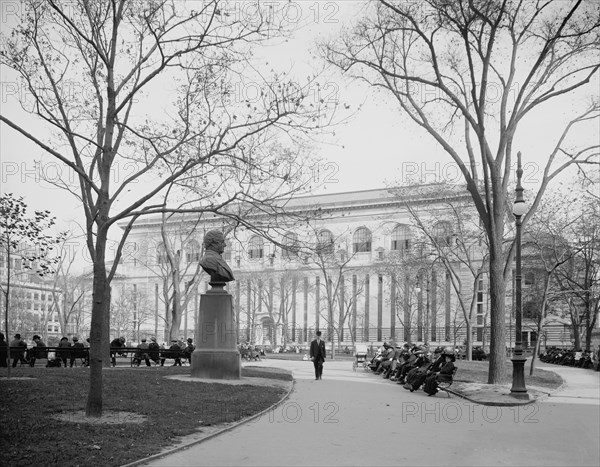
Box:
[511, 151, 529, 399]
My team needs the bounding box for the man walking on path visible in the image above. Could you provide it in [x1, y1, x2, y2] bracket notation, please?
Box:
[310, 330, 326, 380]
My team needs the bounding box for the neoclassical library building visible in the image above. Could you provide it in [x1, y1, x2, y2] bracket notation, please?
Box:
[114, 184, 569, 350]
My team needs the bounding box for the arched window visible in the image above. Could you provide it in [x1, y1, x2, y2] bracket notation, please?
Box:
[186, 239, 200, 263]
[391, 224, 411, 252]
[282, 232, 298, 259]
[156, 243, 168, 265]
[353, 227, 372, 253]
[248, 235, 264, 259]
[432, 221, 453, 247]
[316, 229, 334, 255]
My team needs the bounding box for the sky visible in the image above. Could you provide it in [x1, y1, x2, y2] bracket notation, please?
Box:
[1, 0, 598, 266]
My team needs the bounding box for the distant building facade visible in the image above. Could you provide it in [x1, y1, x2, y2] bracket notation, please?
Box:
[0, 251, 65, 341]
[114, 185, 581, 350]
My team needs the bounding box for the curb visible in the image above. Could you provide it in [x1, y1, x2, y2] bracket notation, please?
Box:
[121, 377, 296, 467]
[446, 375, 567, 407]
[444, 387, 538, 406]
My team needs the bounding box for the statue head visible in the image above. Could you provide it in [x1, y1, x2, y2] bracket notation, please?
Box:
[200, 230, 234, 284]
[203, 230, 226, 255]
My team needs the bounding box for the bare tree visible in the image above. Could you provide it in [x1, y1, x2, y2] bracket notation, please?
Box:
[339, 274, 366, 350]
[255, 270, 304, 348]
[551, 179, 600, 352]
[0, 193, 64, 373]
[399, 185, 490, 359]
[1, 1, 337, 415]
[110, 283, 136, 340]
[143, 208, 208, 342]
[523, 203, 573, 374]
[277, 272, 301, 347]
[377, 246, 421, 342]
[238, 273, 265, 344]
[322, 0, 599, 382]
[49, 239, 89, 337]
[301, 230, 367, 359]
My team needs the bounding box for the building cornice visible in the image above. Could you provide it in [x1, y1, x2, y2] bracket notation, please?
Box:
[117, 183, 471, 232]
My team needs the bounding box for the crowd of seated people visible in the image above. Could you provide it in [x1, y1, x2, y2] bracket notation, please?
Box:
[239, 343, 263, 361]
[3, 333, 198, 368]
[367, 342, 458, 396]
[539, 347, 599, 370]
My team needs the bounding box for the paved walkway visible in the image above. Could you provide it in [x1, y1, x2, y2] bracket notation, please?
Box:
[135, 359, 600, 467]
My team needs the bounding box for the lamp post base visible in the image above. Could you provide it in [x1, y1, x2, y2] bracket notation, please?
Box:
[510, 353, 529, 400]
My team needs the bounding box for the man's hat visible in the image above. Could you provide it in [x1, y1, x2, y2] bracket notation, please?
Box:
[72, 336, 79, 341]
[33, 335, 40, 340]
[187, 338, 193, 343]
[150, 337, 157, 342]
[14, 333, 21, 339]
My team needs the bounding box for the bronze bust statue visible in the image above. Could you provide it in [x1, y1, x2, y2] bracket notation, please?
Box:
[200, 230, 235, 283]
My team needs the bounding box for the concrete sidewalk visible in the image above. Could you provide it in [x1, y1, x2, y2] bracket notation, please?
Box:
[132, 359, 600, 467]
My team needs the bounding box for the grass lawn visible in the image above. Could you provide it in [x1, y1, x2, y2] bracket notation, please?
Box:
[0, 366, 291, 467]
[452, 359, 564, 389]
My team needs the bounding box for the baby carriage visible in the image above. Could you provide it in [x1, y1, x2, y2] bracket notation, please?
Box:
[353, 344, 369, 372]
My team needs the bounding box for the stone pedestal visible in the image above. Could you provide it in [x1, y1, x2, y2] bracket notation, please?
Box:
[191, 283, 241, 379]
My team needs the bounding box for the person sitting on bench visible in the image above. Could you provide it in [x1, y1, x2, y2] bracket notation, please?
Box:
[70, 337, 86, 367]
[182, 338, 195, 364]
[148, 337, 160, 365]
[423, 352, 456, 396]
[110, 336, 126, 367]
[161, 340, 183, 366]
[28, 335, 47, 367]
[134, 338, 152, 367]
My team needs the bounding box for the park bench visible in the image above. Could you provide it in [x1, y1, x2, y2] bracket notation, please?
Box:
[436, 367, 458, 397]
[8, 345, 195, 367]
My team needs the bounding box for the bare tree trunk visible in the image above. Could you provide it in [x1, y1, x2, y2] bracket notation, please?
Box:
[584, 309, 594, 352]
[530, 327, 543, 376]
[4, 252, 11, 376]
[573, 325, 582, 351]
[169, 280, 182, 342]
[488, 253, 507, 384]
[465, 321, 472, 361]
[86, 226, 110, 417]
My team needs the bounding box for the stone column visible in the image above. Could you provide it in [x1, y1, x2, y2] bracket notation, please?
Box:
[191, 283, 241, 379]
